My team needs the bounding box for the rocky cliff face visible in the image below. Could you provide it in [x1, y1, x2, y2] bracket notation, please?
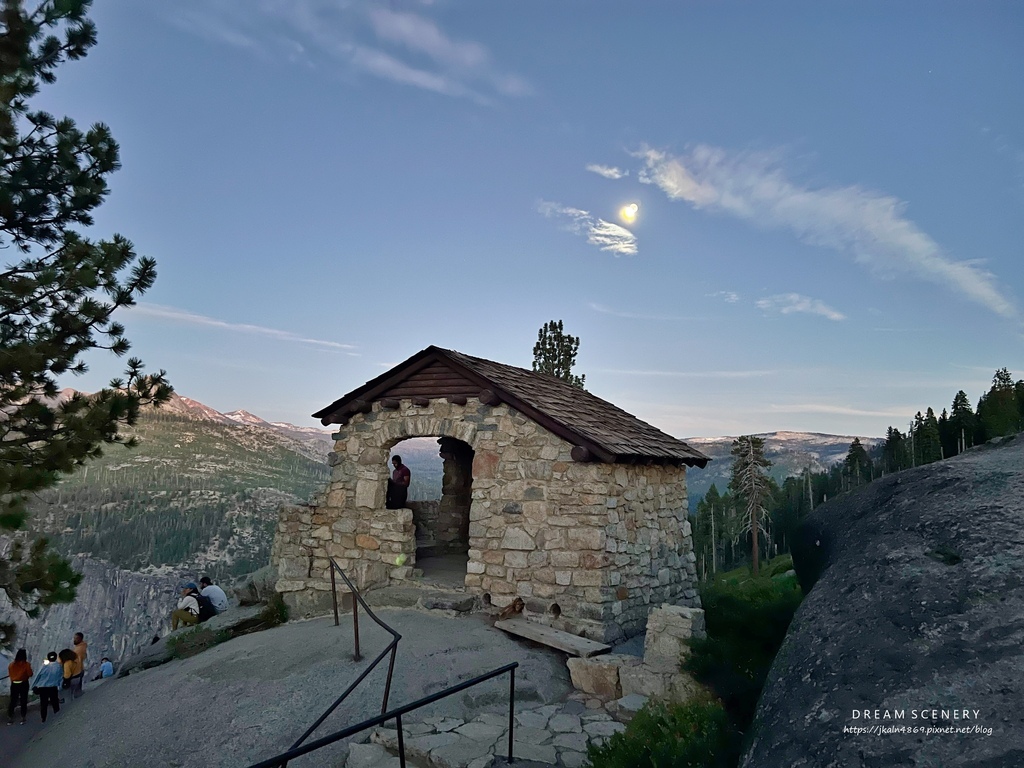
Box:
[1, 557, 181, 675]
[743, 435, 1024, 768]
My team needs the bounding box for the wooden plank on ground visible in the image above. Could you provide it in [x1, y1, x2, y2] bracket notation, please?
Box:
[494, 618, 611, 657]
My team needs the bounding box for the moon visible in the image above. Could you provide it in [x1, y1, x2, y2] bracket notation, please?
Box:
[620, 202, 639, 223]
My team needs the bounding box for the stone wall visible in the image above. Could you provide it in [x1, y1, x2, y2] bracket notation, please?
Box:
[272, 396, 699, 638]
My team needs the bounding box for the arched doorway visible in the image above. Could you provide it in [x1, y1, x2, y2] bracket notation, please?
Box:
[388, 435, 474, 588]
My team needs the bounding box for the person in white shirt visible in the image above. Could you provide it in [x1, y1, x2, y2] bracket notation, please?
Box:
[199, 576, 229, 614]
[172, 584, 200, 630]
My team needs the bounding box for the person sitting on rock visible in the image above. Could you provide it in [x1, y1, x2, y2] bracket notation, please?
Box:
[199, 576, 229, 614]
[94, 657, 114, 680]
[172, 583, 201, 630]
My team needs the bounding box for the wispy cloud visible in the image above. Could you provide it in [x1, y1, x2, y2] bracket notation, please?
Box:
[163, 2, 529, 103]
[707, 290, 740, 304]
[632, 144, 1016, 318]
[756, 293, 846, 321]
[598, 368, 778, 379]
[586, 164, 628, 180]
[588, 302, 701, 321]
[538, 201, 638, 256]
[164, 6, 261, 52]
[130, 303, 358, 352]
[769, 403, 911, 417]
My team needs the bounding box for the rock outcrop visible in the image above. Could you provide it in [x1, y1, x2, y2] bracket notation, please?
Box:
[743, 435, 1024, 768]
[117, 605, 266, 677]
[0, 556, 181, 675]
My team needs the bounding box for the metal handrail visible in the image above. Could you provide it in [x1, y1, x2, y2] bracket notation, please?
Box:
[247, 661, 518, 768]
[279, 558, 402, 766]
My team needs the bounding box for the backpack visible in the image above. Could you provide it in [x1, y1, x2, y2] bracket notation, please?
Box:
[195, 592, 217, 623]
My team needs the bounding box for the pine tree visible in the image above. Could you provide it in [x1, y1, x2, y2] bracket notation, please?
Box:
[977, 368, 1020, 439]
[843, 437, 872, 486]
[0, 0, 171, 617]
[694, 484, 725, 578]
[532, 320, 585, 388]
[920, 408, 942, 464]
[882, 426, 905, 473]
[938, 408, 955, 460]
[949, 390, 975, 455]
[911, 412, 925, 466]
[729, 435, 773, 576]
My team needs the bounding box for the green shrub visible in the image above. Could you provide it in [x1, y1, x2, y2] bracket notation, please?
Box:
[586, 698, 740, 768]
[686, 572, 802, 732]
[764, 554, 794, 578]
[166, 627, 216, 659]
[258, 591, 289, 626]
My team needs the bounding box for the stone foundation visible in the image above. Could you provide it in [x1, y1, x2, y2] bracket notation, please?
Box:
[272, 397, 699, 639]
[567, 604, 706, 702]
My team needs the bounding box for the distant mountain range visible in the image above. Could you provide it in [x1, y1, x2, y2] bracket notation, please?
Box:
[682, 431, 882, 511]
[7, 393, 336, 669]
[27, 391, 333, 578]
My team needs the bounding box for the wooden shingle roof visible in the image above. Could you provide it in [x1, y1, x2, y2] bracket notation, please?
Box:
[313, 346, 710, 467]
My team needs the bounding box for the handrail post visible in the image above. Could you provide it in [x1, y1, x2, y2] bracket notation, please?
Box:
[508, 666, 515, 763]
[382, 644, 397, 714]
[352, 590, 362, 661]
[396, 714, 406, 768]
[330, 565, 339, 627]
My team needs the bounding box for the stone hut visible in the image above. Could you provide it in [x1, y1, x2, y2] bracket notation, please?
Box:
[272, 346, 709, 643]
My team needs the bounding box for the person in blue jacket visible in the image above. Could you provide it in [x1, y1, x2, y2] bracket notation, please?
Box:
[30, 651, 64, 723]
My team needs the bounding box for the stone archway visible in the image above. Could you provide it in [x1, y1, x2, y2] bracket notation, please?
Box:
[391, 435, 475, 587]
[363, 416, 481, 587]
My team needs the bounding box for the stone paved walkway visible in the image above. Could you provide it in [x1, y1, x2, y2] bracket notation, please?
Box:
[349, 698, 629, 768]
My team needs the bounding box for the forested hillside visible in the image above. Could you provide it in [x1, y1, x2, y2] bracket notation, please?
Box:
[683, 431, 880, 512]
[26, 409, 330, 579]
[691, 367, 1024, 581]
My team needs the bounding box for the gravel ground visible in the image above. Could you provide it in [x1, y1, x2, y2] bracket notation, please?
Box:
[11, 610, 572, 768]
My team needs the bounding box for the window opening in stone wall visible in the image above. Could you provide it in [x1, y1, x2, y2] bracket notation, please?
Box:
[389, 436, 474, 588]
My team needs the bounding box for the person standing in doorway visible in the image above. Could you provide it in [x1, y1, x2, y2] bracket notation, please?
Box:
[386, 455, 411, 509]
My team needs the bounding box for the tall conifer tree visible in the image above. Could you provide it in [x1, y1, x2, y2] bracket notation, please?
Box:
[977, 368, 1020, 439]
[843, 437, 872, 485]
[949, 391, 975, 454]
[920, 408, 942, 464]
[1, 0, 171, 616]
[729, 435, 772, 576]
[532, 320, 586, 388]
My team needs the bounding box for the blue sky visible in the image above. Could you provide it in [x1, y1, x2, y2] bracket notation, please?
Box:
[50, 0, 1024, 437]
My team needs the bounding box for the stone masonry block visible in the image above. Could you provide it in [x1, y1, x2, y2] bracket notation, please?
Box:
[500, 527, 536, 551]
[644, 604, 706, 672]
[355, 479, 383, 509]
[619, 666, 668, 699]
[566, 654, 640, 700]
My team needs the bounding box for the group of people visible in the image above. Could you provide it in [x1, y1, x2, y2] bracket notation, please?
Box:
[6, 631, 110, 725]
[6, 576, 232, 726]
[171, 576, 229, 630]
